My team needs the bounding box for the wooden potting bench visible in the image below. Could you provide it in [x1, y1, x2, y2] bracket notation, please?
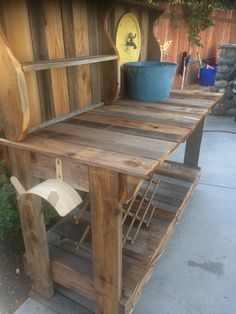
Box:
[0, 1, 222, 313]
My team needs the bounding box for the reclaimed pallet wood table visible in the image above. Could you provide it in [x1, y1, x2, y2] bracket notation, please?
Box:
[0, 90, 221, 314]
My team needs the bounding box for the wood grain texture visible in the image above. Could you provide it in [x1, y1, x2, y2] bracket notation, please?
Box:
[0, 30, 30, 141]
[27, 0, 55, 121]
[184, 117, 205, 168]
[2, 0, 42, 126]
[11, 149, 53, 297]
[73, 0, 92, 108]
[42, 0, 70, 116]
[89, 167, 122, 314]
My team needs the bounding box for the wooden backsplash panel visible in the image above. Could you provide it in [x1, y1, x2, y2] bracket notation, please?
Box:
[0, 0, 101, 126]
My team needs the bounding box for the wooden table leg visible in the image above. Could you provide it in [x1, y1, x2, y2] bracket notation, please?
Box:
[184, 117, 205, 168]
[11, 149, 54, 297]
[89, 167, 122, 314]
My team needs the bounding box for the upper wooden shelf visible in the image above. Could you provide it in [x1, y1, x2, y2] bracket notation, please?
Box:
[118, 0, 168, 11]
[21, 55, 118, 72]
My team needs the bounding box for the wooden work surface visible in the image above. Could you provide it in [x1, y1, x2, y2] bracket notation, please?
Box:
[0, 90, 219, 178]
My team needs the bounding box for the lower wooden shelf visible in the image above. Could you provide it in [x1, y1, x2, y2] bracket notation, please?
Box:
[29, 161, 200, 313]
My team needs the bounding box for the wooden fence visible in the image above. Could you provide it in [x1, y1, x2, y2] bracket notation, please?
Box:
[154, 6, 236, 88]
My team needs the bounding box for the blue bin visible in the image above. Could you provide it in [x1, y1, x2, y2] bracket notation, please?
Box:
[125, 61, 177, 102]
[199, 67, 217, 86]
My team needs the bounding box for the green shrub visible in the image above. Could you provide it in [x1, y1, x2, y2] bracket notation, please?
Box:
[0, 180, 23, 251]
[0, 180, 60, 252]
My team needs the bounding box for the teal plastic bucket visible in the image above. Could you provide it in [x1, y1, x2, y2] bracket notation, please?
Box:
[125, 61, 177, 102]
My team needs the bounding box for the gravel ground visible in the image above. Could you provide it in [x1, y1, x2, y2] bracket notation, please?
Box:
[0, 241, 30, 314]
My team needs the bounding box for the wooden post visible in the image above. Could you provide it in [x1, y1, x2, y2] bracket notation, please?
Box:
[89, 167, 122, 314]
[184, 117, 205, 168]
[10, 149, 54, 297]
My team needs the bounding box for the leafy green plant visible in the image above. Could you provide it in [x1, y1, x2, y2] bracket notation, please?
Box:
[0, 180, 60, 252]
[0, 180, 22, 251]
[147, 0, 236, 46]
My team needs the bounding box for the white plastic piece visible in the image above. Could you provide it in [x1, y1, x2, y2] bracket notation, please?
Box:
[10, 177, 82, 217]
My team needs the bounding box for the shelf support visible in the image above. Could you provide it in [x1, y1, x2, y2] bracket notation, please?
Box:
[184, 117, 205, 168]
[11, 149, 53, 297]
[89, 167, 122, 314]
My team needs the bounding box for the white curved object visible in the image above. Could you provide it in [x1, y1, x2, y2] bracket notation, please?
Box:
[10, 176, 82, 217]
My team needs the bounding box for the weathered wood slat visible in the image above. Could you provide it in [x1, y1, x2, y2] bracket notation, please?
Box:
[0, 30, 30, 141]
[27, 0, 55, 121]
[2, 0, 42, 126]
[95, 104, 202, 122]
[74, 112, 189, 139]
[27, 102, 103, 134]
[22, 55, 118, 71]
[116, 98, 209, 115]
[71, 118, 182, 142]
[41, 122, 178, 161]
[171, 89, 223, 101]
[0, 136, 159, 178]
[42, 0, 70, 117]
[72, 0, 92, 108]
[92, 107, 197, 128]
[89, 167, 122, 313]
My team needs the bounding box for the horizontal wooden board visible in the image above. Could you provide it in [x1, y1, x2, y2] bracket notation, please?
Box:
[41, 122, 178, 161]
[22, 55, 118, 71]
[0, 136, 159, 178]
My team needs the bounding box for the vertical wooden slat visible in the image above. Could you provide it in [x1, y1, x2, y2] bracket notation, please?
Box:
[140, 9, 149, 61]
[72, 0, 92, 108]
[2, 0, 42, 126]
[61, 0, 80, 111]
[42, 0, 70, 116]
[27, 0, 55, 121]
[89, 167, 122, 314]
[87, 1, 101, 104]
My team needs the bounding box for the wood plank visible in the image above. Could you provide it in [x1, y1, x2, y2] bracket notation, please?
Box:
[27, 102, 103, 134]
[89, 167, 122, 314]
[0, 30, 30, 141]
[93, 106, 198, 128]
[22, 55, 118, 71]
[42, 122, 178, 161]
[30, 153, 89, 192]
[0, 136, 159, 178]
[116, 98, 209, 115]
[98, 2, 120, 105]
[11, 149, 53, 297]
[2, 0, 42, 126]
[184, 117, 205, 168]
[87, 1, 101, 104]
[75, 112, 190, 139]
[48, 244, 95, 300]
[99, 104, 202, 121]
[164, 97, 214, 108]
[171, 89, 223, 101]
[71, 118, 182, 142]
[42, 0, 70, 116]
[72, 0, 92, 108]
[27, 0, 55, 121]
[58, 0, 79, 111]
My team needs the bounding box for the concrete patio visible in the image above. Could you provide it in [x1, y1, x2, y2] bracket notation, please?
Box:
[15, 115, 236, 314]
